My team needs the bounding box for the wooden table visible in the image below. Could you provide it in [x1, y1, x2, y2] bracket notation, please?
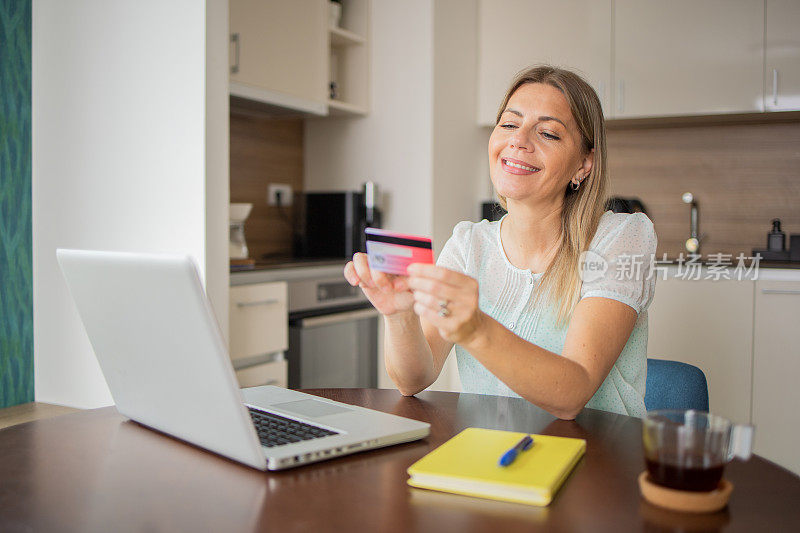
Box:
[0, 389, 798, 532]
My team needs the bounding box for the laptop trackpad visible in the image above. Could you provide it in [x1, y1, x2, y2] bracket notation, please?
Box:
[272, 399, 352, 418]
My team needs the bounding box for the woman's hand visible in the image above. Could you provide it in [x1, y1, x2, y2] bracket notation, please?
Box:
[344, 253, 415, 316]
[406, 263, 485, 345]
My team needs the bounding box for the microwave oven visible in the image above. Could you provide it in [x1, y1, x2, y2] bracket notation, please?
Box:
[295, 191, 381, 259]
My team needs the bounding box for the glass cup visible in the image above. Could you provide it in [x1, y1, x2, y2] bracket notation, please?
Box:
[643, 410, 754, 492]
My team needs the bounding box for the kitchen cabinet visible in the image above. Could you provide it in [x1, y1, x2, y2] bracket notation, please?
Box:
[476, 0, 797, 122]
[430, 349, 462, 392]
[229, 281, 288, 384]
[229, 0, 328, 115]
[229, 0, 370, 117]
[765, 0, 800, 111]
[476, 0, 612, 126]
[235, 359, 288, 388]
[328, 0, 371, 116]
[648, 269, 800, 475]
[376, 318, 462, 392]
[614, 0, 764, 118]
[647, 277, 755, 424]
[752, 280, 800, 476]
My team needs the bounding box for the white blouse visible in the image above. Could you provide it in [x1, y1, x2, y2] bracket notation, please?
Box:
[436, 210, 658, 417]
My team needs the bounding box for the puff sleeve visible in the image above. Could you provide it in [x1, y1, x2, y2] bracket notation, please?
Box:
[580, 213, 657, 314]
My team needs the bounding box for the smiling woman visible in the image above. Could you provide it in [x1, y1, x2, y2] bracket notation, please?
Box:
[344, 65, 657, 420]
[489, 68, 607, 324]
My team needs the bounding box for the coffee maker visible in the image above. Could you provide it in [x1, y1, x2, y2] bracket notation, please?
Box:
[295, 182, 382, 259]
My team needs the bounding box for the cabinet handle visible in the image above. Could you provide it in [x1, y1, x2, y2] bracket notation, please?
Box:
[296, 308, 379, 328]
[772, 69, 778, 107]
[237, 298, 281, 308]
[617, 80, 624, 113]
[231, 33, 240, 74]
[761, 288, 800, 295]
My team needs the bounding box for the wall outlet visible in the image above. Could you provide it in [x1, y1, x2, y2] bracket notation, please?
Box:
[267, 183, 293, 206]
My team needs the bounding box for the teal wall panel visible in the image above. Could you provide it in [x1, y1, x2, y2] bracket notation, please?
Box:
[0, 0, 33, 408]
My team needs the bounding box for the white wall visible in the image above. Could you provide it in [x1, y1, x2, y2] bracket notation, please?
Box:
[305, 0, 489, 392]
[304, 0, 434, 237]
[33, 0, 228, 408]
[426, 0, 489, 393]
[206, 0, 231, 342]
[432, 0, 489, 254]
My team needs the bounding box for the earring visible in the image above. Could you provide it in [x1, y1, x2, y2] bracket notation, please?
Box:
[570, 180, 580, 191]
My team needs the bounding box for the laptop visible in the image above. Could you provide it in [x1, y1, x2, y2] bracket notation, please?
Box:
[56, 249, 430, 470]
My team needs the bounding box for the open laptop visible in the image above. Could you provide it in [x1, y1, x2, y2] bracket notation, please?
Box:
[56, 249, 429, 470]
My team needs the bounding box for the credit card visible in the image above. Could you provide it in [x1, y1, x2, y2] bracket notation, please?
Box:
[365, 228, 433, 276]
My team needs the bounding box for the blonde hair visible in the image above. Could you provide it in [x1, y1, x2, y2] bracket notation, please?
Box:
[494, 65, 608, 325]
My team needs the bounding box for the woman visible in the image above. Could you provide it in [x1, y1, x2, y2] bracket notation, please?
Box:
[344, 65, 656, 419]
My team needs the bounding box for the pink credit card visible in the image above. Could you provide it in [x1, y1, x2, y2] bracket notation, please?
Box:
[365, 228, 433, 276]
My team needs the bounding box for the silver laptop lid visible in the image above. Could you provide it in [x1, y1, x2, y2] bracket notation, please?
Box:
[57, 249, 267, 470]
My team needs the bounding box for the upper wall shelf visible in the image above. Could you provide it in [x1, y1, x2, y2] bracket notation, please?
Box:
[229, 0, 371, 118]
[327, 99, 368, 117]
[329, 26, 365, 47]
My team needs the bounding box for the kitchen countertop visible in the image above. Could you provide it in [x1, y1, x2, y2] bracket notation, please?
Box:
[756, 261, 800, 269]
[230, 258, 348, 285]
[230, 257, 800, 285]
[660, 258, 800, 269]
[231, 258, 347, 272]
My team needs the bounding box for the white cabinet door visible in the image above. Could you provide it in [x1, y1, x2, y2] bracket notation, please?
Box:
[429, 348, 463, 393]
[229, 282, 288, 361]
[765, 0, 800, 111]
[476, 0, 612, 126]
[377, 317, 462, 392]
[752, 281, 800, 476]
[235, 359, 288, 388]
[614, 0, 764, 118]
[230, 0, 328, 113]
[647, 277, 754, 423]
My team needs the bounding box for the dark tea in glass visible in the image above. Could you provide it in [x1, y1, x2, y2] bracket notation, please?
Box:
[645, 453, 725, 491]
[642, 410, 753, 493]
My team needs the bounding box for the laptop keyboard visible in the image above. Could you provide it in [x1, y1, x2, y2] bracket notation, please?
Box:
[247, 407, 339, 448]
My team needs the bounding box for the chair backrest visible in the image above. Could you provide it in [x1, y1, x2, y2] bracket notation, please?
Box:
[645, 359, 709, 412]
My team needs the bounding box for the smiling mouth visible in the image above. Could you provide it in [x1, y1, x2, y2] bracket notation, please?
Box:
[501, 158, 540, 173]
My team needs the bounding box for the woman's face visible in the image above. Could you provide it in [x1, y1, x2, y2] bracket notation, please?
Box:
[488, 82, 592, 207]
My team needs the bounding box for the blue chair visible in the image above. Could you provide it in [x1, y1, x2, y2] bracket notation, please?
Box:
[645, 359, 709, 411]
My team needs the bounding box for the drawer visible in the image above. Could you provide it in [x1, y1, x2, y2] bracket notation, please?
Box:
[229, 282, 288, 360]
[235, 359, 288, 388]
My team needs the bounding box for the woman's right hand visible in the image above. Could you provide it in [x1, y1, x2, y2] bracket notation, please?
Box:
[344, 253, 415, 316]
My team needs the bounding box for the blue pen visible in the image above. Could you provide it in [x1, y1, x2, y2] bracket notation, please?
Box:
[498, 435, 534, 467]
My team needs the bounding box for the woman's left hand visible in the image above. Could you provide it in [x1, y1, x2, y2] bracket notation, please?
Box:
[406, 263, 485, 345]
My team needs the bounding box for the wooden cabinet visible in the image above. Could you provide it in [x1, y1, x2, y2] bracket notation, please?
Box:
[328, 0, 371, 115]
[648, 272, 800, 475]
[647, 277, 755, 424]
[429, 349, 462, 393]
[476, 0, 612, 126]
[476, 0, 800, 121]
[229, 282, 288, 361]
[235, 359, 288, 388]
[614, 0, 764, 118]
[229, 0, 370, 117]
[376, 317, 462, 392]
[752, 280, 800, 476]
[229, 0, 328, 115]
[765, 0, 800, 111]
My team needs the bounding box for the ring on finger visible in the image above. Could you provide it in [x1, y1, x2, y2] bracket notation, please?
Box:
[438, 299, 451, 318]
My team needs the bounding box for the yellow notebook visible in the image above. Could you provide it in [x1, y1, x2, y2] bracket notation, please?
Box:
[407, 428, 586, 506]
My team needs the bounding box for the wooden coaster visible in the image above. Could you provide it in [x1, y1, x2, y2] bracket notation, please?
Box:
[638, 472, 733, 513]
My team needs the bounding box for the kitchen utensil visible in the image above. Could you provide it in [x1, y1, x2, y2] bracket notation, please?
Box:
[230, 203, 253, 259]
